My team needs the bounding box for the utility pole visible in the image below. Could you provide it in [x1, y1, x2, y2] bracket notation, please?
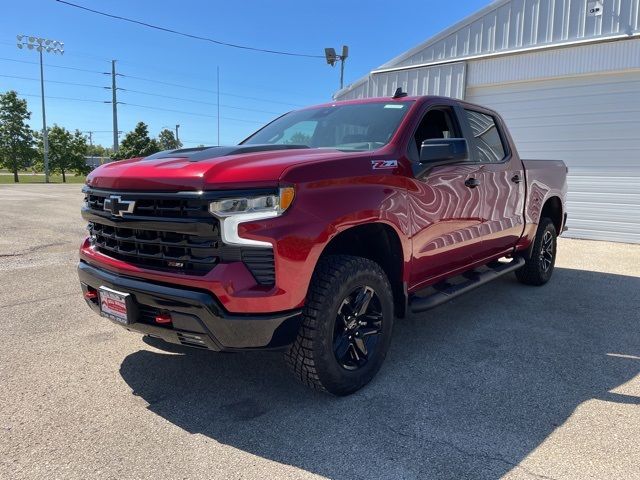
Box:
[17, 35, 64, 183]
[111, 60, 119, 154]
[217, 66, 220, 146]
[175, 124, 180, 143]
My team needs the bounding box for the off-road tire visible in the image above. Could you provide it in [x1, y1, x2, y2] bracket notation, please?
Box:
[285, 255, 394, 396]
[516, 217, 557, 286]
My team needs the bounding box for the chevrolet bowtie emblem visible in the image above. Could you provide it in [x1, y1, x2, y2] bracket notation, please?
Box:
[103, 195, 135, 217]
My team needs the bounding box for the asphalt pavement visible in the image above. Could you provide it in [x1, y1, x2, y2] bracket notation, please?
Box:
[1, 184, 639, 480]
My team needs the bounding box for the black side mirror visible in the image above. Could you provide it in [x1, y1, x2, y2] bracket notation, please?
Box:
[419, 138, 468, 164]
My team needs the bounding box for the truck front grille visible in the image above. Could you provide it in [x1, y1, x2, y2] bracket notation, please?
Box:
[85, 189, 211, 218]
[83, 187, 276, 284]
[89, 222, 218, 275]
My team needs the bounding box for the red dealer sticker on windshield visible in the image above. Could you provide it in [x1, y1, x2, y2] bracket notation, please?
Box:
[371, 160, 397, 170]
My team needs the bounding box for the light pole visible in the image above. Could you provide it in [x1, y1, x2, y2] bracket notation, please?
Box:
[324, 45, 349, 90]
[17, 35, 64, 183]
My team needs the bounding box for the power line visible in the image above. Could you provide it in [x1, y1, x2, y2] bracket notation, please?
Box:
[0, 53, 303, 107]
[120, 88, 282, 115]
[17, 92, 107, 104]
[55, 0, 325, 59]
[120, 73, 302, 107]
[120, 102, 267, 124]
[0, 56, 105, 74]
[0, 73, 290, 113]
[0, 73, 106, 89]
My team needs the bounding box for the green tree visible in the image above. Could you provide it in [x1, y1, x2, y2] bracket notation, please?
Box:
[37, 125, 90, 182]
[117, 122, 160, 159]
[0, 91, 36, 182]
[157, 128, 182, 150]
[87, 143, 113, 158]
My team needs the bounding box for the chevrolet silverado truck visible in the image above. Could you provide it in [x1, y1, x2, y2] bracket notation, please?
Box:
[78, 93, 567, 395]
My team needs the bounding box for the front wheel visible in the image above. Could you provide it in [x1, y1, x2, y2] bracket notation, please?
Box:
[516, 217, 557, 286]
[285, 255, 394, 396]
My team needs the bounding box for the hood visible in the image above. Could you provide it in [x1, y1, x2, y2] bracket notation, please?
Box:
[86, 145, 361, 191]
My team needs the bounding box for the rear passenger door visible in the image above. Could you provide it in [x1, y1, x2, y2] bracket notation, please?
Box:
[463, 109, 526, 260]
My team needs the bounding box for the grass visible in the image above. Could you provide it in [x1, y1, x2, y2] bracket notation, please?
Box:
[0, 174, 87, 184]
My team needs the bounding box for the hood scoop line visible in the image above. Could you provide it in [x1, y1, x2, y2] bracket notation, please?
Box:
[143, 144, 310, 163]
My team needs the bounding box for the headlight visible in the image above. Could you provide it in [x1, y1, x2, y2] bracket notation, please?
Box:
[209, 187, 295, 217]
[209, 187, 295, 247]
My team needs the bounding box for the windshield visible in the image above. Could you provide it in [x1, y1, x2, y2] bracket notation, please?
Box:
[242, 101, 413, 151]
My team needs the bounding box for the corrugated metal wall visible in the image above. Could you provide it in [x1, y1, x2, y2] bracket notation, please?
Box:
[379, 0, 640, 69]
[467, 70, 640, 243]
[334, 63, 466, 101]
[336, 0, 640, 101]
[467, 37, 640, 85]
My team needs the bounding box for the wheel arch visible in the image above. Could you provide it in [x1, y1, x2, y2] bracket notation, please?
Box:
[541, 196, 563, 234]
[319, 222, 407, 319]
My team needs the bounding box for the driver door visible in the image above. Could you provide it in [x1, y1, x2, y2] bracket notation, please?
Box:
[406, 106, 485, 290]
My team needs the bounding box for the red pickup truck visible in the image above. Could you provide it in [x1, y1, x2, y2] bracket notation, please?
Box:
[79, 93, 567, 395]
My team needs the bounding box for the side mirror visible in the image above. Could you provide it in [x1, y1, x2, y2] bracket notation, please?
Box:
[419, 138, 468, 164]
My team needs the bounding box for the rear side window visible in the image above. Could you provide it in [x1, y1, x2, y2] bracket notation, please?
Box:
[464, 109, 506, 163]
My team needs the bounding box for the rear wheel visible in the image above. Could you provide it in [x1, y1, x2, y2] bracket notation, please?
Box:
[516, 217, 557, 286]
[285, 255, 394, 396]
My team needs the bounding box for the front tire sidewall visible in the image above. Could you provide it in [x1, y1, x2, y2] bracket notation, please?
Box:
[314, 266, 394, 395]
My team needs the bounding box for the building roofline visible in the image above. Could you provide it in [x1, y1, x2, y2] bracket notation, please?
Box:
[376, 0, 509, 69]
[334, 0, 509, 98]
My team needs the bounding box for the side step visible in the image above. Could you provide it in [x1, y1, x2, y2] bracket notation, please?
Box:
[409, 257, 525, 314]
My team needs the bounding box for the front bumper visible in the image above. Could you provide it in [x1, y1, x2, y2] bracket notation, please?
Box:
[78, 261, 301, 351]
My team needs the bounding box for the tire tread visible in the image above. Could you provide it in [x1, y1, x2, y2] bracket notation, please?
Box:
[285, 255, 390, 394]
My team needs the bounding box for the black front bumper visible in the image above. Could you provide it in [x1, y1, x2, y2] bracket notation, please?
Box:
[78, 261, 301, 351]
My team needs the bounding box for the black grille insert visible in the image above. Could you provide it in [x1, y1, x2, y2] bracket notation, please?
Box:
[85, 190, 210, 218]
[90, 222, 219, 275]
[242, 249, 276, 285]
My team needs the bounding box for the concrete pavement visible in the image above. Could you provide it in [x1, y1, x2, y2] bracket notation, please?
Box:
[1, 184, 639, 480]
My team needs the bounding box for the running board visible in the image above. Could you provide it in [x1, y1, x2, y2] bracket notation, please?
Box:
[409, 257, 525, 314]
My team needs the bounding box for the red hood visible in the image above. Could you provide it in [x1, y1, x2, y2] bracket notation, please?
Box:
[86, 148, 368, 191]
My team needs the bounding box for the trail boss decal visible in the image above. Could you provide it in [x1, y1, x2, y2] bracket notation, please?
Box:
[371, 160, 397, 170]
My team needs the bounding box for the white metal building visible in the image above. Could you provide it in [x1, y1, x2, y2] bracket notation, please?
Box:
[335, 0, 640, 243]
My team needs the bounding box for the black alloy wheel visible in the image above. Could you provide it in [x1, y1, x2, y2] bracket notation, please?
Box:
[540, 230, 554, 272]
[333, 286, 383, 370]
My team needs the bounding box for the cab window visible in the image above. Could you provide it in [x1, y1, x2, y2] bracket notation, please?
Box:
[464, 109, 507, 163]
[408, 107, 459, 162]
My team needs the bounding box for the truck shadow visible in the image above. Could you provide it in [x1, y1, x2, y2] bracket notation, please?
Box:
[119, 267, 639, 479]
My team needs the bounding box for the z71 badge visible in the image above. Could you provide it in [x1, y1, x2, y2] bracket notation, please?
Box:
[371, 160, 397, 170]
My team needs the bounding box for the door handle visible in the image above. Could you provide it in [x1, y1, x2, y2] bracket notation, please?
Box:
[465, 178, 481, 188]
[511, 174, 522, 184]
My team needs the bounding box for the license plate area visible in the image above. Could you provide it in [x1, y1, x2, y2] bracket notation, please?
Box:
[99, 286, 131, 325]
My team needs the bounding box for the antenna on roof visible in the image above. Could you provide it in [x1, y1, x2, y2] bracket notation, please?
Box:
[392, 88, 408, 99]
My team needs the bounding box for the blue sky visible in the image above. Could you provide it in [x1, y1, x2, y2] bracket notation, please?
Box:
[1, 0, 488, 148]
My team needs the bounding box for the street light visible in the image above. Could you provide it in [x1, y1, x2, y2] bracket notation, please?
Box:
[16, 34, 64, 183]
[324, 45, 349, 90]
